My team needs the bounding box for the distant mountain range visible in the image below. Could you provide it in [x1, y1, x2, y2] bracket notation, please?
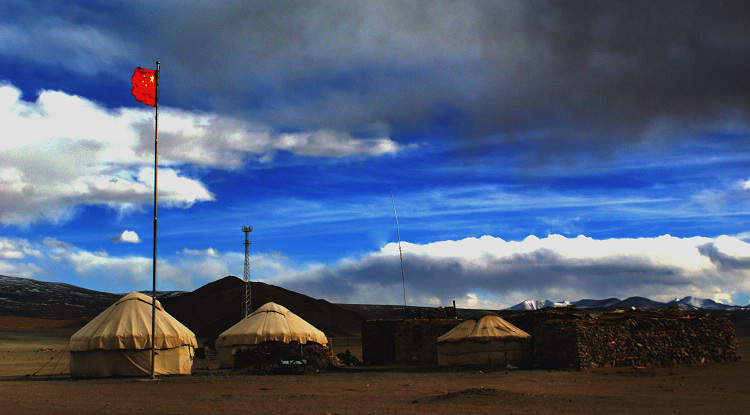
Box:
[0, 275, 120, 320]
[1, 274, 748, 327]
[0, 275, 364, 345]
[508, 296, 748, 311]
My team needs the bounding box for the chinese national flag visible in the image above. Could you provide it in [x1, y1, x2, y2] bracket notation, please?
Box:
[131, 67, 157, 107]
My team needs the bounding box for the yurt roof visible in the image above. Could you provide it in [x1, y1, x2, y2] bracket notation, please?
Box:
[69, 291, 197, 352]
[437, 314, 530, 343]
[216, 302, 328, 347]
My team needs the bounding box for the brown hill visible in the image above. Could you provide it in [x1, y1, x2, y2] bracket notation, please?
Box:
[0, 275, 120, 320]
[160, 276, 364, 346]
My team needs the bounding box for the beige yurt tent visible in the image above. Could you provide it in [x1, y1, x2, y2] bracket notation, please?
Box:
[216, 302, 328, 368]
[437, 312, 531, 368]
[69, 291, 197, 377]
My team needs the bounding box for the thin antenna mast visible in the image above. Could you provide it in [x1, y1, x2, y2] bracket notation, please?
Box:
[242, 224, 253, 318]
[391, 192, 407, 308]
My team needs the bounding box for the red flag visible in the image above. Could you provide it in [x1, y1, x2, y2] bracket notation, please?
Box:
[131, 67, 157, 107]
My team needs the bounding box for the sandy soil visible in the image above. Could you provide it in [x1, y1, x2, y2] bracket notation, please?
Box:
[1, 329, 748, 414]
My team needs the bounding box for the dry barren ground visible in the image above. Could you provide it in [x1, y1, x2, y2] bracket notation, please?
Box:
[1, 327, 748, 414]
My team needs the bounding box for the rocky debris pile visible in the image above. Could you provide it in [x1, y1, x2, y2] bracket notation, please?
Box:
[509, 307, 740, 370]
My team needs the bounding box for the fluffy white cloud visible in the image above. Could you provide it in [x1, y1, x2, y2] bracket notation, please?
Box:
[0, 261, 45, 280]
[157, 112, 402, 166]
[0, 82, 401, 226]
[0, 83, 214, 225]
[0, 235, 284, 293]
[0, 237, 58, 279]
[0, 237, 43, 260]
[110, 230, 141, 244]
[68, 250, 151, 284]
[274, 130, 399, 158]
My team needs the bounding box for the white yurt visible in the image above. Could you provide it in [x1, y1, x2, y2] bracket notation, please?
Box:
[437, 312, 531, 368]
[69, 291, 197, 377]
[215, 302, 328, 368]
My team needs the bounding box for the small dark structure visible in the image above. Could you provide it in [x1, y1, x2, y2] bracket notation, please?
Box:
[362, 319, 460, 364]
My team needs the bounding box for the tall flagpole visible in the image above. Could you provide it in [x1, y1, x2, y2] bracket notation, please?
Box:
[151, 61, 160, 380]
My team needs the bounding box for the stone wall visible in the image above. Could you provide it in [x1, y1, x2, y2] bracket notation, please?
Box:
[363, 308, 740, 370]
[509, 308, 741, 370]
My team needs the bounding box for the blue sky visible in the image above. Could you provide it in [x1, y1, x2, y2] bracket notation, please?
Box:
[2, 1, 750, 308]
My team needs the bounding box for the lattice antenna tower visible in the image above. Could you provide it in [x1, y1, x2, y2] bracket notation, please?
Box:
[242, 224, 253, 318]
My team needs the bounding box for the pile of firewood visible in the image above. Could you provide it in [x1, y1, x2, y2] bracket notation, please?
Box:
[232, 341, 335, 374]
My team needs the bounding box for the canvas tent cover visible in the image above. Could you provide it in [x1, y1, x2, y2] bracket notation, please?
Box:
[437, 313, 531, 344]
[69, 292, 197, 377]
[437, 313, 531, 368]
[70, 291, 197, 351]
[216, 302, 328, 347]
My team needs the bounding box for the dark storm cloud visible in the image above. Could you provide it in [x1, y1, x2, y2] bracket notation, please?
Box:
[296, 248, 686, 301]
[513, 1, 750, 137]
[698, 242, 750, 271]
[5, 1, 749, 151]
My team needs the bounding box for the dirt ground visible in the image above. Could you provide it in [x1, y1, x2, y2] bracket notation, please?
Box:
[1, 328, 749, 414]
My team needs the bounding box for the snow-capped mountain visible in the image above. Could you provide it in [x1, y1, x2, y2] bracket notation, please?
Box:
[507, 300, 573, 311]
[668, 296, 738, 310]
[508, 296, 747, 311]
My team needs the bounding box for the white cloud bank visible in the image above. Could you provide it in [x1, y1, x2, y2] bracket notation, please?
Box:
[274, 234, 750, 308]
[2, 233, 749, 307]
[0, 82, 401, 226]
[180, 247, 221, 258]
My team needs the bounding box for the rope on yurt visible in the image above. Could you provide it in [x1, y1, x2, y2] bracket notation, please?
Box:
[31, 343, 70, 378]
